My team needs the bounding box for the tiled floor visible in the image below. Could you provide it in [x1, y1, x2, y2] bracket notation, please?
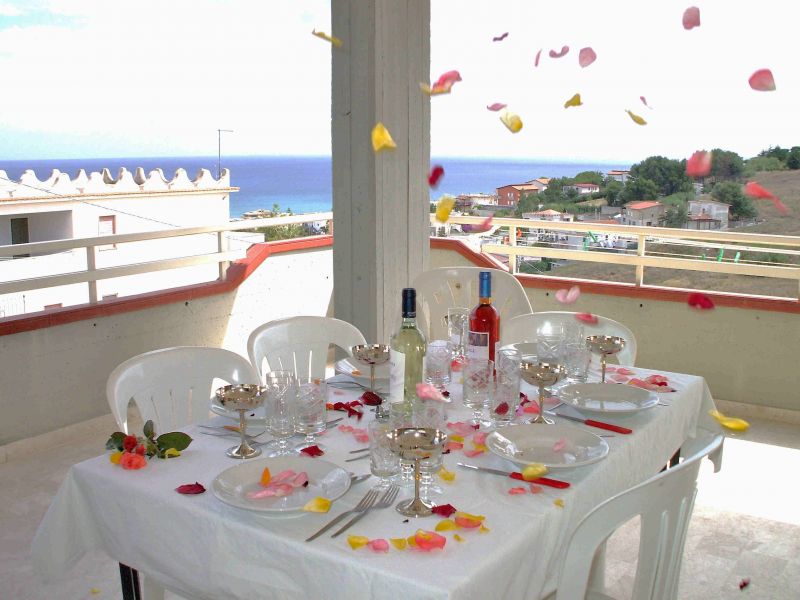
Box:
[1, 414, 798, 599]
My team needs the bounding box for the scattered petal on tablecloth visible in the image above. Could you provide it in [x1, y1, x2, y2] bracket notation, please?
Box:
[431, 503, 457, 518]
[175, 482, 206, 495]
[300, 445, 324, 457]
[360, 391, 382, 406]
[454, 534, 465, 542]
[444, 441, 464, 452]
[348, 535, 370, 550]
[414, 530, 447, 551]
[486, 103, 507, 111]
[682, 7, 700, 30]
[640, 96, 652, 109]
[529, 484, 544, 494]
[748, 69, 776, 91]
[416, 383, 448, 402]
[390, 538, 408, 550]
[435, 519, 458, 531]
[555, 285, 580, 304]
[303, 497, 331, 513]
[564, 93, 583, 109]
[439, 467, 456, 482]
[428, 165, 445, 188]
[368, 539, 389, 553]
[626, 109, 647, 125]
[312, 29, 342, 47]
[549, 45, 569, 58]
[554, 499, 565, 508]
[499, 110, 523, 133]
[371, 122, 396, 152]
[508, 487, 527, 495]
[739, 578, 751, 590]
[578, 47, 597, 67]
[454, 512, 485, 529]
[686, 150, 712, 177]
[435, 196, 456, 222]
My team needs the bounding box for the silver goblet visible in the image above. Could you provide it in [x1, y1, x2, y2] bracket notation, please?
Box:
[215, 384, 266, 459]
[351, 344, 390, 419]
[386, 427, 447, 518]
[586, 335, 626, 383]
[520, 361, 566, 425]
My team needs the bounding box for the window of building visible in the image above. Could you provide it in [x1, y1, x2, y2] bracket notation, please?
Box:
[98, 215, 116, 250]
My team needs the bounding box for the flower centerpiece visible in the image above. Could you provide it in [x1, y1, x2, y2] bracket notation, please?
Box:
[106, 419, 193, 469]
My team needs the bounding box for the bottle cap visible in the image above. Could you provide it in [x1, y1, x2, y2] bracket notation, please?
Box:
[479, 271, 492, 298]
[402, 288, 416, 318]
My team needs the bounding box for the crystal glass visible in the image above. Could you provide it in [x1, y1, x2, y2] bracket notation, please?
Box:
[413, 398, 449, 501]
[462, 358, 494, 427]
[263, 370, 298, 457]
[424, 340, 454, 390]
[493, 348, 521, 427]
[446, 307, 470, 358]
[369, 420, 400, 488]
[563, 340, 591, 384]
[294, 378, 327, 452]
[536, 325, 566, 364]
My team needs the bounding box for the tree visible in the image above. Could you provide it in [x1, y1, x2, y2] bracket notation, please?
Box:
[711, 181, 756, 219]
[515, 193, 540, 216]
[664, 204, 688, 228]
[572, 170, 604, 185]
[710, 149, 745, 180]
[603, 179, 624, 206]
[745, 156, 786, 175]
[620, 177, 659, 203]
[758, 145, 789, 162]
[787, 147, 800, 170]
[629, 156, 692, 196]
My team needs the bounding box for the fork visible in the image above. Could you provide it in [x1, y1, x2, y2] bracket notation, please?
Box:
[305, 487, 380, 542]
[331, 484, 400, 538]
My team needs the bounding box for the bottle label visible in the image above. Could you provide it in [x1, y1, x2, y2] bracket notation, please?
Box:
[467, 330, 490, 360]
[389, 349, 406, 403]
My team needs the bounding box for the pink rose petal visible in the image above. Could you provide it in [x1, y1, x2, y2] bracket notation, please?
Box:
[640, 96, 652, 109]
[748, 68, 775, 91]
[355, 433, 369, 444]
[444, 441, 464, 452]
[462, 216, 493, 233]
[175, 482, 206, 495]
[270, 483, 295, 497]
[615, 367, 635, 376]
[486, 103, 507, 112]
[368, 538, 390, 553]
[246, 488, 278, 499]
[682, 6, 700, 30]
[552, 437, 567, 452]
[338, 424, 354, 433]
[610, 373, 630, 383]
[555, 285, 581, 304]
[291, 472, 309, 487]
[492, 32, 509, 42]
[463, 448, 486, 458]
[549, 45, 569, 58]
[534, 48, 542, 67]
[416, 383, 448, 403]
[508, 487, 527, 495]
[473, 431, 488, 445]
[272, 470, 297, 484]
[528, 484, 544, 494]
[578, 47, 596, 68]
[686, 150, 712, 178]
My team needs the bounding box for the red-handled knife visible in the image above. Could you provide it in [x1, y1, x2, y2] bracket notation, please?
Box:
[548, 411, 632, 434]
[456, 463, 571, 488]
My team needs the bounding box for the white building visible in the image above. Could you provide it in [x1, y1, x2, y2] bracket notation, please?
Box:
[522, 209, 574, 222]
[606, 169, 631, 183]
[687, 198, 730, 230]
[0, 167, 238, 315]
[563, 183, 600, 195]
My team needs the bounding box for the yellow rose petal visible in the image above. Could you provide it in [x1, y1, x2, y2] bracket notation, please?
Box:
[407, 535, 418, 547]
[449, 434, 465, 443]
[90, 588, 101, 595]
[260, 467, 271, 486]
[302, 497, 331, 513]
[454, 534, 465, 542]
[554, 498, 565, 508]
[371, 122, 397, 153]
[435, 195, 456, 223]
[479, 525, 490, 533]
[109, 451, 123, 465]
[390, 537, 408, 550]
[164, 448, 181, 458]
[564, 93, 583, 109]
[347, 535, 370, 550]
[522, 463, 548, 481]
[709, 410, 750, 432]
[435, 519, 458, 532]
[438, 467, 455, 482]
[499, 110, 523, 133]
[625, 109, 647, 125]
[311, 29, 343, 48]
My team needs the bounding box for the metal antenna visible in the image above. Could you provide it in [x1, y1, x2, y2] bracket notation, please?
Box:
[217, 129, 233, 179]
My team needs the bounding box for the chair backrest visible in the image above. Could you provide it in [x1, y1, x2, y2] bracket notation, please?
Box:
[247, 316, 366, 381]
[555, 434, 724, 600]
[502, 311, 638, 365]
[106, 346, 259, 434]
[411, 267, 532, 340]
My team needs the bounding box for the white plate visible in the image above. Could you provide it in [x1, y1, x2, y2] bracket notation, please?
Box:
[559, 383, 659, 415]
[486, 424, 609, 469]
[335, 358, 389, 382]
[212, 456, 351, 513]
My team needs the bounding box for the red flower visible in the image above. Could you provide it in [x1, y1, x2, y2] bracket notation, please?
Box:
[123, 435, 138, 452]
[300, 445, 324, 457]
[175, 482, 206, 495]
[431, 503, 457, 518]
[134, 444, 146, 456]
[119, 452, 147, 470]
[687, 292, 714, 310]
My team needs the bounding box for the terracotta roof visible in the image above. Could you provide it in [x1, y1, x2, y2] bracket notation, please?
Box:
[531, 209, 563, 216]
[572, 183, 599, 188]
[626, 201, 662, 210]
[607, 170, 630, 175]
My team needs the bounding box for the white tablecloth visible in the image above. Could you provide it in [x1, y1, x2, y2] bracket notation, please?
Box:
[32, 368, 720, 600]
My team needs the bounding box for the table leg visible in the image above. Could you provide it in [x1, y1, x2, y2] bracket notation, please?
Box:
[119, 563, 141, 600]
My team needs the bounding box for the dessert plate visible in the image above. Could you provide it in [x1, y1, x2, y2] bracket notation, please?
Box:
[559, 383, 658, 415]
[486, 424, 609, 469]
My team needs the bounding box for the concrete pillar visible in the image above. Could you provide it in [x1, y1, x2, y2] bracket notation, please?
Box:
[331, 0, 431, 343]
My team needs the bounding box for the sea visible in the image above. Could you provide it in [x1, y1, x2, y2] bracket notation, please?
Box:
[0, 156, 628, 218]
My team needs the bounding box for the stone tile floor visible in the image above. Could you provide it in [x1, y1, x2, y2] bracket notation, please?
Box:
[1, 413, 798, 599]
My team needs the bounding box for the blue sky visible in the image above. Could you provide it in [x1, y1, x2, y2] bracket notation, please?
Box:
[0, 0, 798, 163]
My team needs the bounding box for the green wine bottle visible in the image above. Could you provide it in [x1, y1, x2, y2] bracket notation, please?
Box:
[389, 288, 427, 420]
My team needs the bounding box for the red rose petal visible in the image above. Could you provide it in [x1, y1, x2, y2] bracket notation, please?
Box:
[494, 401, 509, 415]
[486, 103, 507, 112]
[360, 391, 383, 406]
[300, 445, 324, 457]
[687, 292, 714, 310]
[578, 47, 596, 68]
[686, 150, 712, 178]
[431, 503, 457, 518]
[549, 45, 569, 58]
[640, 96, 652, 109]
[748, 68, 776, 92]
[739, 578, 750, 590]
[575, 312, 598, 325]
[428, 165, 445, 188]
[682, 6, 700, 30]
[176, 482, 206, 495]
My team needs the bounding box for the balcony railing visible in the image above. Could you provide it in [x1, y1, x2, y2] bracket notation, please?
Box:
[432, 215, 800, 300]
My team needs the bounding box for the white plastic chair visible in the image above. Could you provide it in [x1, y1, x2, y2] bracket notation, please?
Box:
[106, 346, 259, 434]
[502, 311, 638, 366]
[551, 434, 724, 600]
[411, 267, 532, 340]
[247, 316, 366, 381]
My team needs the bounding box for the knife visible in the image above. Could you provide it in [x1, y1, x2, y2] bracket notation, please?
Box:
[456, 463, 571, 488]
[546, 411, 632, 435]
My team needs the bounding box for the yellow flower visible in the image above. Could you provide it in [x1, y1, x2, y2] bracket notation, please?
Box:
[347, 535, 370, 550]
[164, 448, 181, 458]
[109, 451, 123, 465]
[302, 497, 331, 513]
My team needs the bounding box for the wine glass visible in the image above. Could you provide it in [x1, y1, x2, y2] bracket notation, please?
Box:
[294, 378, 327, 452]
[519, 360, 566, 424]
[214, 384, 266, 459]
[493, 348, 521, 427]
[586, 336, 626, 382]
[263, 370, 298, 457]
[462, 358, 494, 427]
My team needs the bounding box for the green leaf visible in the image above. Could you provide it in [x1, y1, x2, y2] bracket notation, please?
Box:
[156, 432, 192, 452]
[105, 432, 126, 451]
[143, 420, 155, 440]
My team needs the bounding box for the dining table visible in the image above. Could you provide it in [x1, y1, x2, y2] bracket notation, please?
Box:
[31, 365, 722, 600]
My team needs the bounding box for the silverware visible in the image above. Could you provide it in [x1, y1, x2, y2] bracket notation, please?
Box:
[348, 447, 370, 454]
[349, 473, 372, 485]
[199, 425, 266, 437]
[305, 487, 380, 542]
[331, 484, 400, 538]
[344, 453, 369, 462]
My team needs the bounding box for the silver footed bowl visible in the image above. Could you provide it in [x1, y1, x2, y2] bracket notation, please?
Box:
[585, 335, 626, 357]
[519, 361, 566, 388]
[386, 427, 447, 460]
[351, 344, 391, 366]
[214, 384, 266, 411]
